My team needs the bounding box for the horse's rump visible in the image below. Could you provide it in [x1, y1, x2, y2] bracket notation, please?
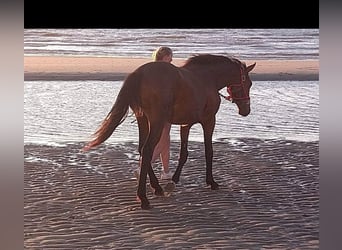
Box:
[136, 62, 215, 124]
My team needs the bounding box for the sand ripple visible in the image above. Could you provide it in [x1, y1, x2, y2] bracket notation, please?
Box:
[25, 138, 318, 249]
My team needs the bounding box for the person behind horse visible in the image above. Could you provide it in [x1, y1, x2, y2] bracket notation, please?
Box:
[152, 46, 173, 179]
[135, 46, 173, 180]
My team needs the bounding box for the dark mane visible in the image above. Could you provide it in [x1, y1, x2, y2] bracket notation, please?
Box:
[183, 54, 241, 67]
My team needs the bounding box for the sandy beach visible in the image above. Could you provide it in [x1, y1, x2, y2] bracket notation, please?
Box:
[24, 55, 319, 248]
[24, 56, 319, 81]
[24, 139, 319, 249]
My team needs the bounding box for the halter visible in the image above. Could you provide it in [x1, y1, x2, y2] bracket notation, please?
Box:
[221, 66, 250, 103]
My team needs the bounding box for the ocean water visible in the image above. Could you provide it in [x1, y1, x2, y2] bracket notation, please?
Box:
[24, 80, 319, 146]
[24, 29, 319, 146]
[24, 29, 319, 60]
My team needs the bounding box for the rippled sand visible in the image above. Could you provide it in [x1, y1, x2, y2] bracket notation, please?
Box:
[24, 138, 319, 249]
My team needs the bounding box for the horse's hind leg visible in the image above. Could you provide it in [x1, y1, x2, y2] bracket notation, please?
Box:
[136, 113, 149, 155]
[172, 124, 191, 183]
[137, 115, 164, 195]
[137, 122, 165, 209]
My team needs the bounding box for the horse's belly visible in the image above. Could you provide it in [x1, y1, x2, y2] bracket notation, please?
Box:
[171, 105, 199, 125]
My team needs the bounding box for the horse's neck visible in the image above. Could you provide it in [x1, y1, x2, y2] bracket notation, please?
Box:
[182, 64, 239, 91]
[182, 66, 222, 88]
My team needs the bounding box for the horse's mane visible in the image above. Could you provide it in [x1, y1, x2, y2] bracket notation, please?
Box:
[183, 54, 242, 67]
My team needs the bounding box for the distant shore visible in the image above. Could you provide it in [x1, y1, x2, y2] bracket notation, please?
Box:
[24, 56, 319, 81]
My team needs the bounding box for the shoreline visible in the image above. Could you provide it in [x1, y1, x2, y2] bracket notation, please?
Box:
[24, 56, 319, 81]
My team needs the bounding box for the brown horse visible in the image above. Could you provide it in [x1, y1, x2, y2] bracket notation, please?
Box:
[83, 54, 256, 209]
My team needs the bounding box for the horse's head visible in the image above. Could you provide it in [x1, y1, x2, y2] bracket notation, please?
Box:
[227, 62, 256, 116]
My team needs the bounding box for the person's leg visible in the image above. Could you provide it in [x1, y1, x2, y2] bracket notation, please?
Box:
[160, 135, 170, 172]
[159, 123, 172, 179]
[151, 137, 163, 163]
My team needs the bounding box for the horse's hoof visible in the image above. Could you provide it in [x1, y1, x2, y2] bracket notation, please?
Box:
[137, 196, 152, 209]
[172, 176, 180, 184]
[154, 187, 165, 196]
[141, 202, 152, 210]
[207, 181, 219, 190]
[211, 182, 219, 190]
[140, 199, 152, 209]
[164, 182, 176, 193]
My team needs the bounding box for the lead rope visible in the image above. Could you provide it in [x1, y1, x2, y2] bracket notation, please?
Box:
[219, 92, 232, 102]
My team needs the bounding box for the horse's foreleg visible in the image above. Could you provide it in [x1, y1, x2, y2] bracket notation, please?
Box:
[172, 124, 191, 183]
[202, 119, 219, 190]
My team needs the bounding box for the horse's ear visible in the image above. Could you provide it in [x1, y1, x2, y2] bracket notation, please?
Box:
[247, 62, 256, 72]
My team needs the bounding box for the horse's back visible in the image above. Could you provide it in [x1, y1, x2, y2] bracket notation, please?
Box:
[137, 62, 180, 82]
[134, 62, 181, 97]
[126, 62, 180, 118]
[127, 61, 216, 124]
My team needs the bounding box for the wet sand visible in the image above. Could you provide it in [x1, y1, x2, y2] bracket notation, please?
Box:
[24, 56, 319, 81]
[24, 138, 319, 249]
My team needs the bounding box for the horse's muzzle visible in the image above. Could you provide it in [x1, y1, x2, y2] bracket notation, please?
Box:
[237, 100, 250, 116]
[239, 109, 250, 116]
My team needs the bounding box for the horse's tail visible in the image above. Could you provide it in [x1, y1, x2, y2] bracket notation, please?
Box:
[82, 72, 140, 151]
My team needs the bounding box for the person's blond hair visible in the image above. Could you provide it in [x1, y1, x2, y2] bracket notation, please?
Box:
[152, 46, 173, 61]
